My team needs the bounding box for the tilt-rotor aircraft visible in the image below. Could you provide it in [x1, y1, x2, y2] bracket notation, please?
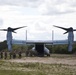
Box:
[53, 25, 76, 52]
[1, 25, 76, 57]
[0, 26, 26, 51]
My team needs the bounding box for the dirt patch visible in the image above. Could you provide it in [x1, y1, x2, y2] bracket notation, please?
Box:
[8, 54, 76, 65]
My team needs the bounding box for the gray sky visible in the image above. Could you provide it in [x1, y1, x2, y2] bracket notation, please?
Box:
[0, 0, 76, 41]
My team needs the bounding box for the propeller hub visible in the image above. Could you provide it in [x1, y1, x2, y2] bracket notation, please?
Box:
[68, 27, 73, 31]
[8, 27, 13, 31]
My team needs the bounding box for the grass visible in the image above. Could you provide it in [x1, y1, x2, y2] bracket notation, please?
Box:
[0, 59, 76, 75]
[0, 70, 48, 75]
[0, 54, 76, 75]
[50, 54, 76, 58]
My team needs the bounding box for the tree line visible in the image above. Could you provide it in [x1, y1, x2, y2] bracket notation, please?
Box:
[0, 40, 76, 54]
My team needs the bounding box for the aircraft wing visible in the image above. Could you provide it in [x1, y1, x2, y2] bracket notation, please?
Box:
[12, 39, 26, 45]
[52, 40, 68, 45]
[12, 39, 53, 44]
[12, 39, 68, 45]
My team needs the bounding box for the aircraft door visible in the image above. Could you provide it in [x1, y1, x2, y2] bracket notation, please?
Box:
[35, 43, 44, 56]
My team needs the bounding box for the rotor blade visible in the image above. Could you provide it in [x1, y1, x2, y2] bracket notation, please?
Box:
[12, 26, 27, 31]
[12, 31, 17, 33]
[53, 25, 68, 31]
[73, 29, 76, 31]
[0, 29, 8, 31]
[63, 31, 68, 34]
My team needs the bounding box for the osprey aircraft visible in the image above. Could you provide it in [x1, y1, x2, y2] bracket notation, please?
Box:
[53, 25, 76, 52]
[1, 25, 76, 56]
[0, 26, 26, 51]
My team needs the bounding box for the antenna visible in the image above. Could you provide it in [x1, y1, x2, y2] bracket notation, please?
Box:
[52, 30, 54, 42]
[26, 30, 27, 41]
[52, 30, 54, 52]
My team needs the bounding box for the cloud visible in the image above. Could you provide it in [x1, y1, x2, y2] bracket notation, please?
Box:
[0, 0, 76, 41]
[0, 19, 3, 25]
[0, 0, 76, 15]
[38, 0, 76, 15]
[0, 0, 42, 7]
[27, 30, 52, 40]
[34, 23, 47, 31]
